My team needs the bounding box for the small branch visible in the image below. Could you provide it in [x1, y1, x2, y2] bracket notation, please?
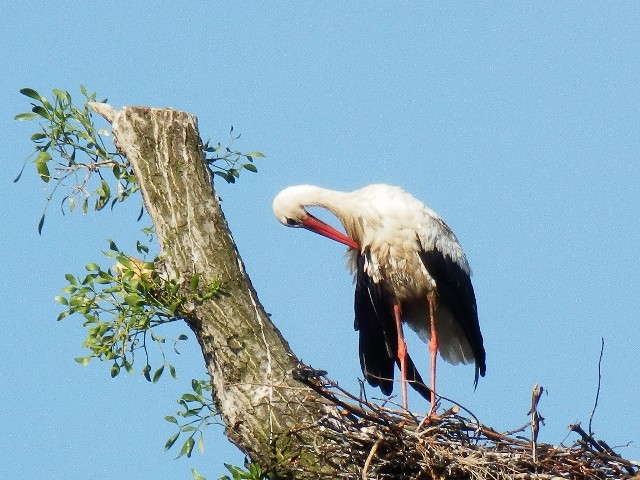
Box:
[589, 337, 605, 434]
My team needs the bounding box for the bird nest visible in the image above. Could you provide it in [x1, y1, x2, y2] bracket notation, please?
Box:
[292, 368, 639, 479]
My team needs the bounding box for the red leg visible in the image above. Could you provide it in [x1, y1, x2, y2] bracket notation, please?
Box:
[393, 303, 408, 410]
[427, 291, 438, 416]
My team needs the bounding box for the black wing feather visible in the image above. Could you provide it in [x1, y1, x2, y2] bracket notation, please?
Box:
[354, 250, 432, 401]
[418, 248, 486, 384]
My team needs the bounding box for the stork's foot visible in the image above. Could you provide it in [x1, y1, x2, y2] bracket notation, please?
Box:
[418, 409, 442, 429]
[427, 394, 439, 418]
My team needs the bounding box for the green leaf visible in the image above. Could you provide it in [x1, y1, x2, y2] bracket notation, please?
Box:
[95, 179, 111, 211]
[110, 363, 121, 377]
[54, 295, 69, 305]
[14, 112, 40, 121]
[80, 273, 96, 286]
[178, 334, 188, 341]
[39, 95, 53, 111]
[31, 105, 52, 120]
[249, 463, 260, 476]
[85, 263, 101, 272]
[116, 255, 134, 269]
[178, 436, 195, 458]
[224, 464, 245, 478]
[189, 273, 200, 290]
[34, 151, 51, 182]
[164, 432, 180, 451]
[29, 131, 47, 142]
[192, 379, 202, 394]
[212, 171, 235, 184]
[52, 88, 69, 101]
[124, 294, 143, 306]
[198, 434, 205, 453]
[123, 359, 133, 374]
[95, 197, 108, 211]
[35, 150, 52, 163]
[152, 365, 164, 383]
[74, 356, 91, 366]
[37, 213, 45, 235]
[99, 179, 111, 197]
[60, 285, 76, 294]
[246, 151, 266, 158]
[165, 415, 178, 424]
[20, 87, 42, 101]
[191, 468, 206, 480]
[136, 241, 149, 255]
[169, 364, 177, 379]
[142, 364, 151, 382]
[242, 163, 258, 173]
[13, 162, 27, 183]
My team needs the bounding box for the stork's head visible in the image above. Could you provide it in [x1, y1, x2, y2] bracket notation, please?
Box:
[272, 186, 310, 228]
[272, 185, 359, 249]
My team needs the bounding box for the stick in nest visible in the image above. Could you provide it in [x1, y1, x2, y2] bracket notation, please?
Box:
[292, 367, 640, 479]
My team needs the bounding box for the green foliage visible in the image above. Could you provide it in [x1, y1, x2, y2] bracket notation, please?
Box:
[203, 126, 266, 184]
[165, 379, 219, 460]
[167, 380, 273, 480]
[14, 86, 136, 233]
[219, 461, 276, 480]
[58, 236, 221, 382]
[16, 86, 266, 232]
[192, 468, 207, 480]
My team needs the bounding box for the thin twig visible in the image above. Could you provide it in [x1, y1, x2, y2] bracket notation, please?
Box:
[589, 337, 605, 434]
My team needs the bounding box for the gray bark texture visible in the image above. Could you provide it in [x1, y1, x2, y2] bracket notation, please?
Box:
[91, 104, 341, 477]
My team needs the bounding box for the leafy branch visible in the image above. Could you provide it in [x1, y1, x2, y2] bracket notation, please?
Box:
[15, 86, 267, 232]
[165, 378, 275, 480]
[57, 236, 221, 382]
[203, 126, 265, 184]
[165, 379, 219, 459]
[14, 86, 136, 232]
[219, 462, 275, 480]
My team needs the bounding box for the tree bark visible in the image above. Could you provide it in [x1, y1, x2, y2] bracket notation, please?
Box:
[91, 104, 339, 476]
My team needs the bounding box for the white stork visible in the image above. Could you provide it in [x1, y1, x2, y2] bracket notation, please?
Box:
[272, 184, 485, 412]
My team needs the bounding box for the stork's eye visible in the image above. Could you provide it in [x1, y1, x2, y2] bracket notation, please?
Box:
[286, 218, 301, 226]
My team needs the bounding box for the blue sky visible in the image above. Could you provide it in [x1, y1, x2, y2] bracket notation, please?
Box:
[2, 3, 639, 478]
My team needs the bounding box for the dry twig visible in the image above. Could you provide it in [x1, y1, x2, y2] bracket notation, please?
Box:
[291, 369, 639, 479]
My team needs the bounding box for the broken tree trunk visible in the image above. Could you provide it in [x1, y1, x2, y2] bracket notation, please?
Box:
[90, 104, 340, 476]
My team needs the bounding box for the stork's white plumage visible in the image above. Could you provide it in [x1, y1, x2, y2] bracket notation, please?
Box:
[273, 184, 486, 412]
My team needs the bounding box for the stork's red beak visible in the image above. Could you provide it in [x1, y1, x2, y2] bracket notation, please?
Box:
[302, 213, 359, 250]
